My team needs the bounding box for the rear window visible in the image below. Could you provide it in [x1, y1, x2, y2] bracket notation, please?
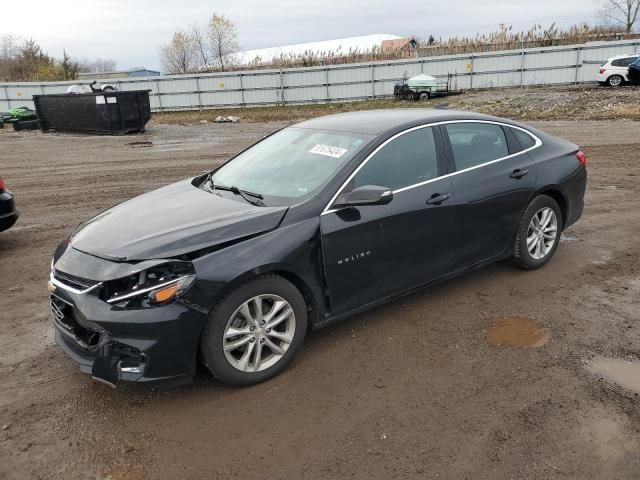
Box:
[511, 128, 537, 150]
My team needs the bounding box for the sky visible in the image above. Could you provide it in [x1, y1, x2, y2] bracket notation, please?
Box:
[1, 0, 598, 71]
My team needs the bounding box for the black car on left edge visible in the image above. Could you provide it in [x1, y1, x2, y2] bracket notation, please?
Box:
[0, 176, 19, 233]
[50, 109, 587, 387]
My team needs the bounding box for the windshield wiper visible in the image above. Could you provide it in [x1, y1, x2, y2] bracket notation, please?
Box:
[203, 173, 265, 206]
[208, 183, 264, 208]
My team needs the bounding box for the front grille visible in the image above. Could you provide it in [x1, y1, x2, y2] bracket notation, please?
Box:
[50, 296, 68, 324]
[51, 295, 101, 348]
[53, 269, 100, 292]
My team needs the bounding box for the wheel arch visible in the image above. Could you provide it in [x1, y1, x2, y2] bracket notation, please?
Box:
[205, 264, 325, 326]
[537, 187, 567, 229]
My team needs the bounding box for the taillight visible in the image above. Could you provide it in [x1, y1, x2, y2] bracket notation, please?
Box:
[0, 176, 5, 190]
[599, 68, 606, 75]
[576, 151, 587, 168]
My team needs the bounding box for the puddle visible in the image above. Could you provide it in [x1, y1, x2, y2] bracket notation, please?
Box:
[588, 358, 640, 394]
[126, 141, 152, 148]
[487, 317, 549, 347]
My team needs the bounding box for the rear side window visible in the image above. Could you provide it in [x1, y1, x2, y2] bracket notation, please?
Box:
[511, 128, 537, 150]
[611, 57, 636, 67]
[351, 127, 439, 191]
[445, 123, 509, 171]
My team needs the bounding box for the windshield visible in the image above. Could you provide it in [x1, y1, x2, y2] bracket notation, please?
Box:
[209, 127, 372, 205]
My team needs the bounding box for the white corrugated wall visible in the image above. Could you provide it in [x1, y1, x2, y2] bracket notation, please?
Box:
[1, 39, 638, 113]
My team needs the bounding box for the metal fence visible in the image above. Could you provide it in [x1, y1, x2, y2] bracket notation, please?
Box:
[1, 39, 639, 113]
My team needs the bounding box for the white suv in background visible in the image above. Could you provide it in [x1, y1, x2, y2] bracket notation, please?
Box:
[598, 53, 640, 86]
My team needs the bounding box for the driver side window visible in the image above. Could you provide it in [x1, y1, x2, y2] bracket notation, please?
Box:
[351, 127, 439, 191]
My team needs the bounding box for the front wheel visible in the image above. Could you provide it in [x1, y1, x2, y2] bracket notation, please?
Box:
[200, 275, 308, 386]
[512, 195, 563, 270]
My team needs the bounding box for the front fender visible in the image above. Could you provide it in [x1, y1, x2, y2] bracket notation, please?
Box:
[183, 217, 327, 323]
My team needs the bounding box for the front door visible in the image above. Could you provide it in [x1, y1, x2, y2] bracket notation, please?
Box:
[320, 126, 455, 315]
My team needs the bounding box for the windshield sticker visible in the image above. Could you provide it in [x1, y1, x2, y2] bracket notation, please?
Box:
[309, 144, 348, 159]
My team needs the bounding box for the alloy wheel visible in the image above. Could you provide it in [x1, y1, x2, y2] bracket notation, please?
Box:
[526, 207, 558, 260]
[609, 75, 623, 87]
[223, 294, 296, 373]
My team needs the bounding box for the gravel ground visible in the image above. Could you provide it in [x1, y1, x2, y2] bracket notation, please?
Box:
[0, 114, 639, 479]
[150, 84, 640, 125]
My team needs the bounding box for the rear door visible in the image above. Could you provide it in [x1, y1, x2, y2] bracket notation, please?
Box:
[320, 126, 455, 315]
[611, 56, 638, 80]
[443, 121, 539, 270]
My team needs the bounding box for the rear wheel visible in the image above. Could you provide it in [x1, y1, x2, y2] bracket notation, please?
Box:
[607, 75, 624, 87]
[419, 92, 430, 101]
[512, 195, 563, 270]
[200, 275, 308, 386]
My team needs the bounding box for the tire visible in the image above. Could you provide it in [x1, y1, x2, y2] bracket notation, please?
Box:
[512, 194, 563, 270]
[607, 75, 624, 87]
[419, 92, 430, 101]
[102, 86, 116, 92]
[200, 274, 308, 386]
[404, 91, 415, 101]
[13, 119, 40, 131]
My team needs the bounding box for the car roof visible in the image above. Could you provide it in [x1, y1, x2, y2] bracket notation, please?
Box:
[609, 53, 639, 60]
[292, 109, 519, 135]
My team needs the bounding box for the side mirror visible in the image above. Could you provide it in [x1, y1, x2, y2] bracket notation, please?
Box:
[333, 185, 393, 208]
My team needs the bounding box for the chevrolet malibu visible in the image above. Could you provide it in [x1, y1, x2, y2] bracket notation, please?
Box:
[50, 110, 587, 387]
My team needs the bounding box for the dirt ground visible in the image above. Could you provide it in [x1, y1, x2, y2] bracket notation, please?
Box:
[1, 116, 639, 480]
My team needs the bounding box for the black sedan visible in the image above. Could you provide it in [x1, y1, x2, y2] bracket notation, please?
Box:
[0, 176, 19, 233]
[50, 110, 587, 387]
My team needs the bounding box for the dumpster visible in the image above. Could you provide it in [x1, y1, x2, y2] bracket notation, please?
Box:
[33, 90, 151, 134]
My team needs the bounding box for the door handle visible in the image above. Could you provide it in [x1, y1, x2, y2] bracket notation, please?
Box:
[426, 193, 450, 205]
[509, 168, 529, 179]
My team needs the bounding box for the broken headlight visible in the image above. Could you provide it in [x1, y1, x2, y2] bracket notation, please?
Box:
[102, 262, 196, 308]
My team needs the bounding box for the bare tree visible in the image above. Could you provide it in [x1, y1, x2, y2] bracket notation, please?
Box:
[160, 30, 196, 74]
[190, 23, 210, 70]
[0, 34, 20, 79]
[1, 34, 20, 62]
[77, 57, 117, 73]
[598, 0, 640, 34]
[206, 14, 239, 71]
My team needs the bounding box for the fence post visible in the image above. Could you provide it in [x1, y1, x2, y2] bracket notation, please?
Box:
[371, 65, 375, 99]
[3, 85, 10, 109]
[421, 59, 424, 74]
[325, 67, 330, 102]
[155, 79, 162, 112]
[279, 69, 285, 106]
[469, 55, 474, 90]
[574, 47, 581, 84]
[195, 76, 202, 111]
[239, 74, 245, 107]
[520, 49, 526, 88]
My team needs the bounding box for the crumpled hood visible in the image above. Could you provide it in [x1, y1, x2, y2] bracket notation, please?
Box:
[70, 179, 288, 261]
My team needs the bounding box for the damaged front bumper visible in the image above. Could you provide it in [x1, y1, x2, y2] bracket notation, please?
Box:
[50, 270, 208, 388]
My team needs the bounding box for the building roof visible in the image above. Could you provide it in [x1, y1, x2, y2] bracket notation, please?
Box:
[78, 68, 159, 77]
[236, 34, 403, 66]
